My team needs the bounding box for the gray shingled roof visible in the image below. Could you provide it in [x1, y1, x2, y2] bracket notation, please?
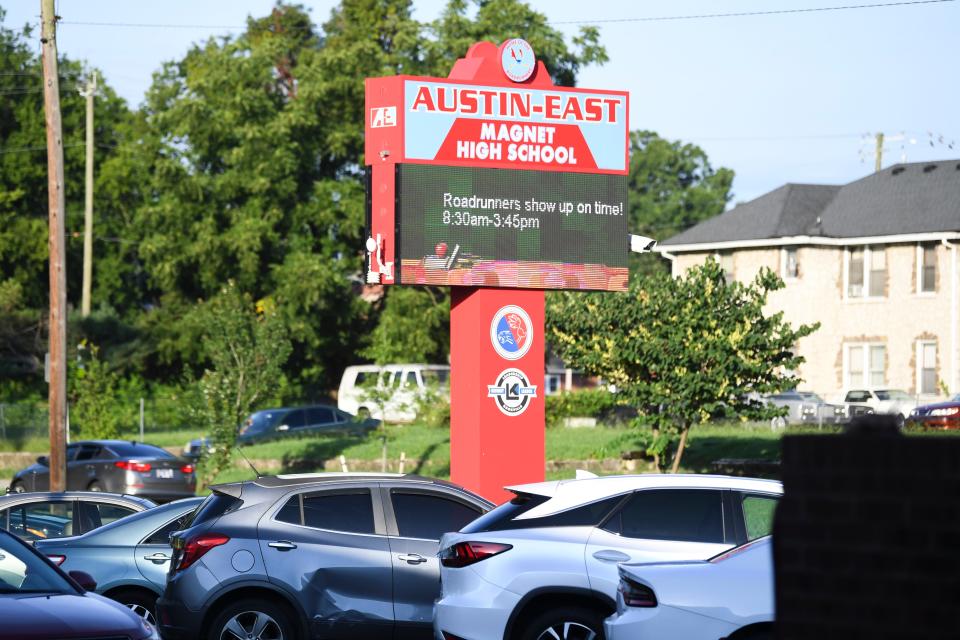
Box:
[660, 160, 960, 247]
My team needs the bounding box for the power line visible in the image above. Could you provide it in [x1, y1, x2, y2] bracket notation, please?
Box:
[56, 0, 954, 30]
[0, 85, 77, 96]
[551, 0, 955, 25]
[0, 142, 85, 155]
[59, 20, 255, 31]
[687, 133, 865, 142]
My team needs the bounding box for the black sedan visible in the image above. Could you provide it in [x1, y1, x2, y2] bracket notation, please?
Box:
[9, 440, 196, 503]
[0, 528, 158, 639]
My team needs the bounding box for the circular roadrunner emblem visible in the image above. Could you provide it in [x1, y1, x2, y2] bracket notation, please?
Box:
[490, 305, 533, 361]
[500, 38, 536, 83]
[487, 368, 538, 416]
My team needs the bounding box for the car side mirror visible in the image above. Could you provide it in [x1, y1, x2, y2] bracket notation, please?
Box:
[36, 455, 48, 466]
[277, 424, 289, 431]
[68, 570, 97, 592]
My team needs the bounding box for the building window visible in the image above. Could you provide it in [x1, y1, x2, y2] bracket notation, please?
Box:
[846, 343, 885, 388]
[848, 249, 864, 297]
[718, 252, 734, 283]
[846, 246, 886, 299]
[782, 247, 799, 279]
[919, 244, 937, 293]
[918, 341, 937, 395]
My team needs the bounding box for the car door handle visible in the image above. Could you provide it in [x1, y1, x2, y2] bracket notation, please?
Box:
[143, 553, 171, 563]
[592, 549, 631, 563]
[398, 553, 428, 564]
[268, 540, 298, 551]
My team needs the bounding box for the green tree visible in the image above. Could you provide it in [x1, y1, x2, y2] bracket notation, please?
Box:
[425, 0, 607, 84]
[0, 10, 129, 311]
[104, 0, 608, 390]
[69, 342, 125, 440]
[627, 131, 734, 274]
[361, 287, 449, 364]
[1, 9, 130, 395]
[548, 259, 818, 472]
[191, 283, 292, 487]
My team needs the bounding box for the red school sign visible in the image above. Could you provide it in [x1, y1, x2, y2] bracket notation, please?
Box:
[365, 40, 629, 501]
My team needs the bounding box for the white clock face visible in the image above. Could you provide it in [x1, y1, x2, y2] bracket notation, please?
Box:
[501, 39, 536, 83]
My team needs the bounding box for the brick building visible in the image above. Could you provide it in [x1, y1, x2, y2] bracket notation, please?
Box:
[657, 160, 960, 401]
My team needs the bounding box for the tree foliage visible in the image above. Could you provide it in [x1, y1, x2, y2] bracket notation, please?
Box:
[190, 283, 291, 487]
[548, 259, 818, 471]
[361, 286, 449, 364]
[68, 342, 125, 440]
[626, 131, 734, 274]
[1, 10, 129, 383]
[4, 0, 695, 415]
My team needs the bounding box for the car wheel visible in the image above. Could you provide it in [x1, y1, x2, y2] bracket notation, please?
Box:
[87, 480, 103, 492]
[770, 416, 787, 431]
[112, 590, 158, 627]
[519, 606, 606, 640]
[208, 598, 296, 640]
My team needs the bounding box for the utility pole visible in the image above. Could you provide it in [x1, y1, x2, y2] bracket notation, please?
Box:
[80, 72, 96, 317]
[41, 0, 67, 492]
[874, 132, 884, 172]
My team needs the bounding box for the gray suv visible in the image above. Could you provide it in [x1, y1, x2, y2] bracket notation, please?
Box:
[157, 473, 493, 640]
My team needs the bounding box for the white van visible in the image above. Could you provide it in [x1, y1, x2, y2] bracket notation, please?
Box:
[337, 364, 450, 422]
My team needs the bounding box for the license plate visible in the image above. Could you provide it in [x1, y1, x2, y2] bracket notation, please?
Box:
[156, 469, 174, 479]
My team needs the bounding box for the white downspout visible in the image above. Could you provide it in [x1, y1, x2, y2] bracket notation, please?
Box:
[659, 251, 678, 276]
[944, 239, 958, 396]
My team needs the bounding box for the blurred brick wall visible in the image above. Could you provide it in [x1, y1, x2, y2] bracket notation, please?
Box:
[773, 431, 960, 638]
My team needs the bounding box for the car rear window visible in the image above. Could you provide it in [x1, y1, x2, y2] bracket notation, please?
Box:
[461, 493, 624, 533]
[184, 493, 242, 528]
[603, 489, 724, 543]
[106, 442, 174, 458]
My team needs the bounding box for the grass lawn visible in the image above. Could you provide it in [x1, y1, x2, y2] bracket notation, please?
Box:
[4, 421, 953, 490]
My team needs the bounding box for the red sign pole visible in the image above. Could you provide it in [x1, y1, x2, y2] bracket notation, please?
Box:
[450, 288, 544, 502]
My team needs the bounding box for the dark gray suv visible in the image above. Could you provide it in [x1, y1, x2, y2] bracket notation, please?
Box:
[157, 473, 493, 640]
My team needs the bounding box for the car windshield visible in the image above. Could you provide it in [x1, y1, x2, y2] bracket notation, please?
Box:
[422, 369, 450, 387]
[107, 442, 174, 458]
[800, 392, 824, 403]
[952, 394, 960, 403]
[875, 390, 911, 401]
[0, 535, 74, 595]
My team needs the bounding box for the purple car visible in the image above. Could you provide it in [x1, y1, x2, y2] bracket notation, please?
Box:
[0, 528, 158, 640]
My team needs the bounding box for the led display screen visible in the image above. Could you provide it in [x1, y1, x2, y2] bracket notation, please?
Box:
[396, 164, 628, 291]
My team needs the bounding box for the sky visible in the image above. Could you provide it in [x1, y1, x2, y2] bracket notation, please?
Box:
[3, 0, 957, 210]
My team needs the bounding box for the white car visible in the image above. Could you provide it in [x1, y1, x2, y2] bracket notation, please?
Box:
[841, 389, 918, 427]
[605, 536, 774, 640]
[435, 474, 781, 640]
[337, 363, 449, 422]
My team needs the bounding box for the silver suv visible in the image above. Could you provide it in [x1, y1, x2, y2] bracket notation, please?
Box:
[157, 473, 491, 640]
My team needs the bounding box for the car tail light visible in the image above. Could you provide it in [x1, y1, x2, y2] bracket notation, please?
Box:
[47, 555, 66, 566]
[439, 541, 511, 568]
[618, 576, 657, 607]
[180, 464, 195, 474]
[115, 460, 152, 473]
[175, 533, 230, 572]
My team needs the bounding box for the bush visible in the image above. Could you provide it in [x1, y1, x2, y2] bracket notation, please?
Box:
[416, 387, 450, 429]
[546, 388, 621, 427]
